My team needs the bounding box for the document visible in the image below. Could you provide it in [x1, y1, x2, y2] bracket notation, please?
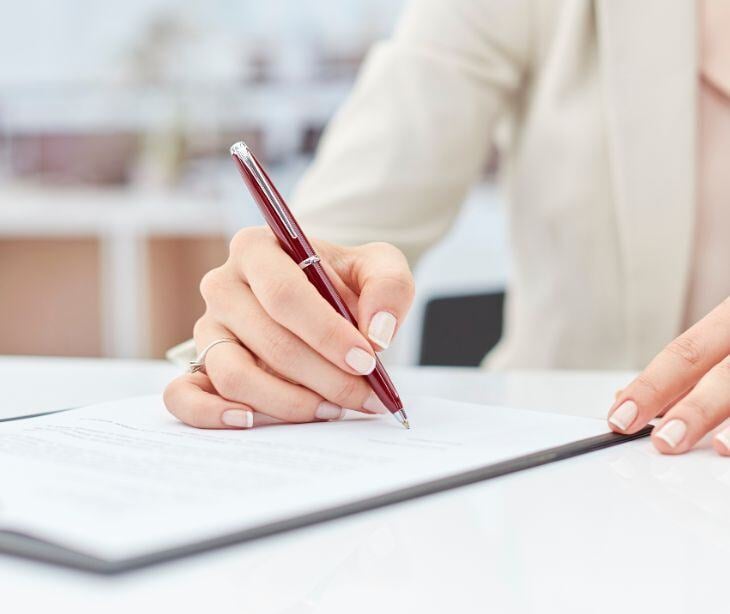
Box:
[0, 395, 631, 571]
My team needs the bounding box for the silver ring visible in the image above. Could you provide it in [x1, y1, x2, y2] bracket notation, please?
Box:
[299, 255, 321, 270]
[189, 338, 240, 374]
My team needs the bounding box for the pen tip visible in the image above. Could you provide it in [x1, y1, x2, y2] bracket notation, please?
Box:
[393, 408, 409, 429]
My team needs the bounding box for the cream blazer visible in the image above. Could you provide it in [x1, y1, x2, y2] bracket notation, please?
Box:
[289, 0, 698, 370]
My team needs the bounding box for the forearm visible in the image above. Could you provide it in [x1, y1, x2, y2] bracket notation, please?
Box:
[291, 0, 532, 264]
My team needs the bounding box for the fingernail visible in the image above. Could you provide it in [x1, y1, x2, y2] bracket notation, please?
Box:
[655, 419, 687, 448]
[368, 312, 397, 349]
[345, 347, 376, 375]
[715, 428, 730, 452]
[609, 400, 638, 430]
[221, 409, 253, 428]
[315, 401, 344, 421]
[363, 391, 387, 413]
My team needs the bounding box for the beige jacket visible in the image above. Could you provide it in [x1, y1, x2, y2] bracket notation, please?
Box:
[290, 0, 698, 370]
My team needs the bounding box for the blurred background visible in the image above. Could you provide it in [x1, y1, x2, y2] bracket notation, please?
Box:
[0, 0, 508, 366]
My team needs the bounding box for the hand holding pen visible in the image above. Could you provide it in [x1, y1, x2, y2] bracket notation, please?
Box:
[163, 143, 414, 430]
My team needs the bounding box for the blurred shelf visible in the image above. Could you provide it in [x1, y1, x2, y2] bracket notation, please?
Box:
[0, 184, 229, 237]
[0, 82, 354, 133]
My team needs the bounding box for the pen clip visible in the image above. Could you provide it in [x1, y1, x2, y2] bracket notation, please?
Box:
[230, 141, 298, 240]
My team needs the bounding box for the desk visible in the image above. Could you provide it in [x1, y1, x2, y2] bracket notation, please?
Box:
[0, 357, 726, 613]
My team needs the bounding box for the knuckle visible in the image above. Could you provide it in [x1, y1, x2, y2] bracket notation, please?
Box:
[318, 240, 346, 268]
[383, 272, 416, 301]
[192, 316, 209, 342]
[665, 336, 703, 367]
[316, 319, 345, 350]
[367, 241, 411, 267]
[367, 241, 403, 259]
[362, 242, 415, 300]
[213, 367, 245, 401]
[261, 277, 297, 312]
[265, 330, 300, 368]
[330, 376, 363, 408]
[199, 267, 226, 302]
[365, 240, 393, 253]
[681, 398, 713, 425]
[633, 374, 662, 399]
[228, 226, 265, 255]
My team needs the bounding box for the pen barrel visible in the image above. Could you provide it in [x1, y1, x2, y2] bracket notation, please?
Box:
[234, 163, 314, 263]
[302, 263, 402, 414]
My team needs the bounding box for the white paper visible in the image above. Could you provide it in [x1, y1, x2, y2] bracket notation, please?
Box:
[0, 395, 608, 560]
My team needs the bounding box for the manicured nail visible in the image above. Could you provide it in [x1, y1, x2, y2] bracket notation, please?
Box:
[368, 311, 397, 349]
[715, 428, 730, 452]
[609, 400, 638, 430]
[315, 401, 344, 421]
[363, 391, 387, 413]
[345, 347, 376, 375]
[655, 419, 687, 448]
[221, 409, 253, 428]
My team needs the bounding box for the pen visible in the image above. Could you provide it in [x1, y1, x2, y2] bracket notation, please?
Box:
[230, 141, 410, 429]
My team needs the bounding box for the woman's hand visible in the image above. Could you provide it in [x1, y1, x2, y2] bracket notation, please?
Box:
[164, 227, 414, 429]
[607, 298, 730, 454]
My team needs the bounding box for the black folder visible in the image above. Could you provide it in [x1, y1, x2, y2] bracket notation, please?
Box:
[0, 425, 651, 575]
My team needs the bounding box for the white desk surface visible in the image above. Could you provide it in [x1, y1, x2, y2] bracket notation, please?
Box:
[0, 356, 727, 613]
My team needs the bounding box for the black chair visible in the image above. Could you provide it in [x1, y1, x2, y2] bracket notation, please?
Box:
[419, 291, 505, 367]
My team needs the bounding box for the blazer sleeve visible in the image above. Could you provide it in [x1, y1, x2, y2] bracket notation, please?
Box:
[290, 0, 532, 264]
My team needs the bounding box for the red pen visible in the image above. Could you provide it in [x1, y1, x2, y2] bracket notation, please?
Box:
[230, 141, 409, 429]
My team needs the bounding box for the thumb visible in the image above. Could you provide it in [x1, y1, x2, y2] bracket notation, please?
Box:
[349, 242, 415, 350]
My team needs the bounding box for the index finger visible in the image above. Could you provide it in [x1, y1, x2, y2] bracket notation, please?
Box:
[608, 298, 730, 433]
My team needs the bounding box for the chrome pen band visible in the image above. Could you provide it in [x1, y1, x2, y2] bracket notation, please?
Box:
[298, 255, 321, 270]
